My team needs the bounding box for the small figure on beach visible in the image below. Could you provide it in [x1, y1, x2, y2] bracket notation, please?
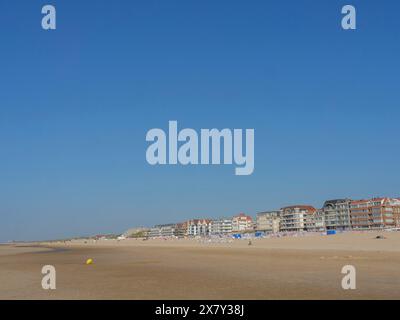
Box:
[248, 240, 252, 246]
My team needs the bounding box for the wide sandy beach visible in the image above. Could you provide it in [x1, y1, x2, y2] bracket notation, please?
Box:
[1, 232, 400, 299]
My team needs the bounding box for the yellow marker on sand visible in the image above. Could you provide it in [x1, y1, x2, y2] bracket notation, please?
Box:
[86, 258, 93, 265]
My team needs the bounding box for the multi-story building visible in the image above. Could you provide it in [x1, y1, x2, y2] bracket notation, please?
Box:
[280, 205, 317, 232]
[232, 213, 254, 232]
[148, 227, 161, 238]
[256, 211, 281, 233]
[350, 197, 400, 229]
[322, 199, 352, 230]
[210, 218, 233, 235]
[187, 219, 211, 236]
[174, 222, 188, 237]
[394, 200, 400, 228]
[148, 224, 176, 238]
[305, 209, 326, 232]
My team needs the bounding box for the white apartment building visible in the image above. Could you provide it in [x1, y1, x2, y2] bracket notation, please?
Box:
[232, 213, 253, 232]
[280, 205, 316, 232]
[322, 199, 351, 230]
[187, 219, 211, 236]
[305, 209, 326, 231]
[148, 224, 176, 238]
[210, 218, 233, 235]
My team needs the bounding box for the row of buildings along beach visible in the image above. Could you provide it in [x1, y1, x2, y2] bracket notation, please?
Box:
[128, 197, 400, 238]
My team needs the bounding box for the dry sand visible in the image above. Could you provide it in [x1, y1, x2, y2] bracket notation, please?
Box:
[1, 232, 400, 299]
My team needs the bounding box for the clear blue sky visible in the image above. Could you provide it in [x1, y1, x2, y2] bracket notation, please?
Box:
[1, 0, 399, 242]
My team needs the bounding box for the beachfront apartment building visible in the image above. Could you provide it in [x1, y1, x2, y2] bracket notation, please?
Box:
[187, 219, 212, 236]
[305, 209, 326, 232]
[280, 205, 317, 232]
[394, 202, 400, 228]
[350, 197, 400, 230]
[232, 213, 254, 232]
[256, 210, 281, 233]
[322, 199, 352, 230]
[174, 222, 188, 237]
[148, 224, 176, 238]
[148, 227, 162, 238]
[210, 218, 233, 235]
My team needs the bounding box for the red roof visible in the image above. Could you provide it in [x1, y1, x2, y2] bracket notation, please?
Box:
[281, 205, 316, 213]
